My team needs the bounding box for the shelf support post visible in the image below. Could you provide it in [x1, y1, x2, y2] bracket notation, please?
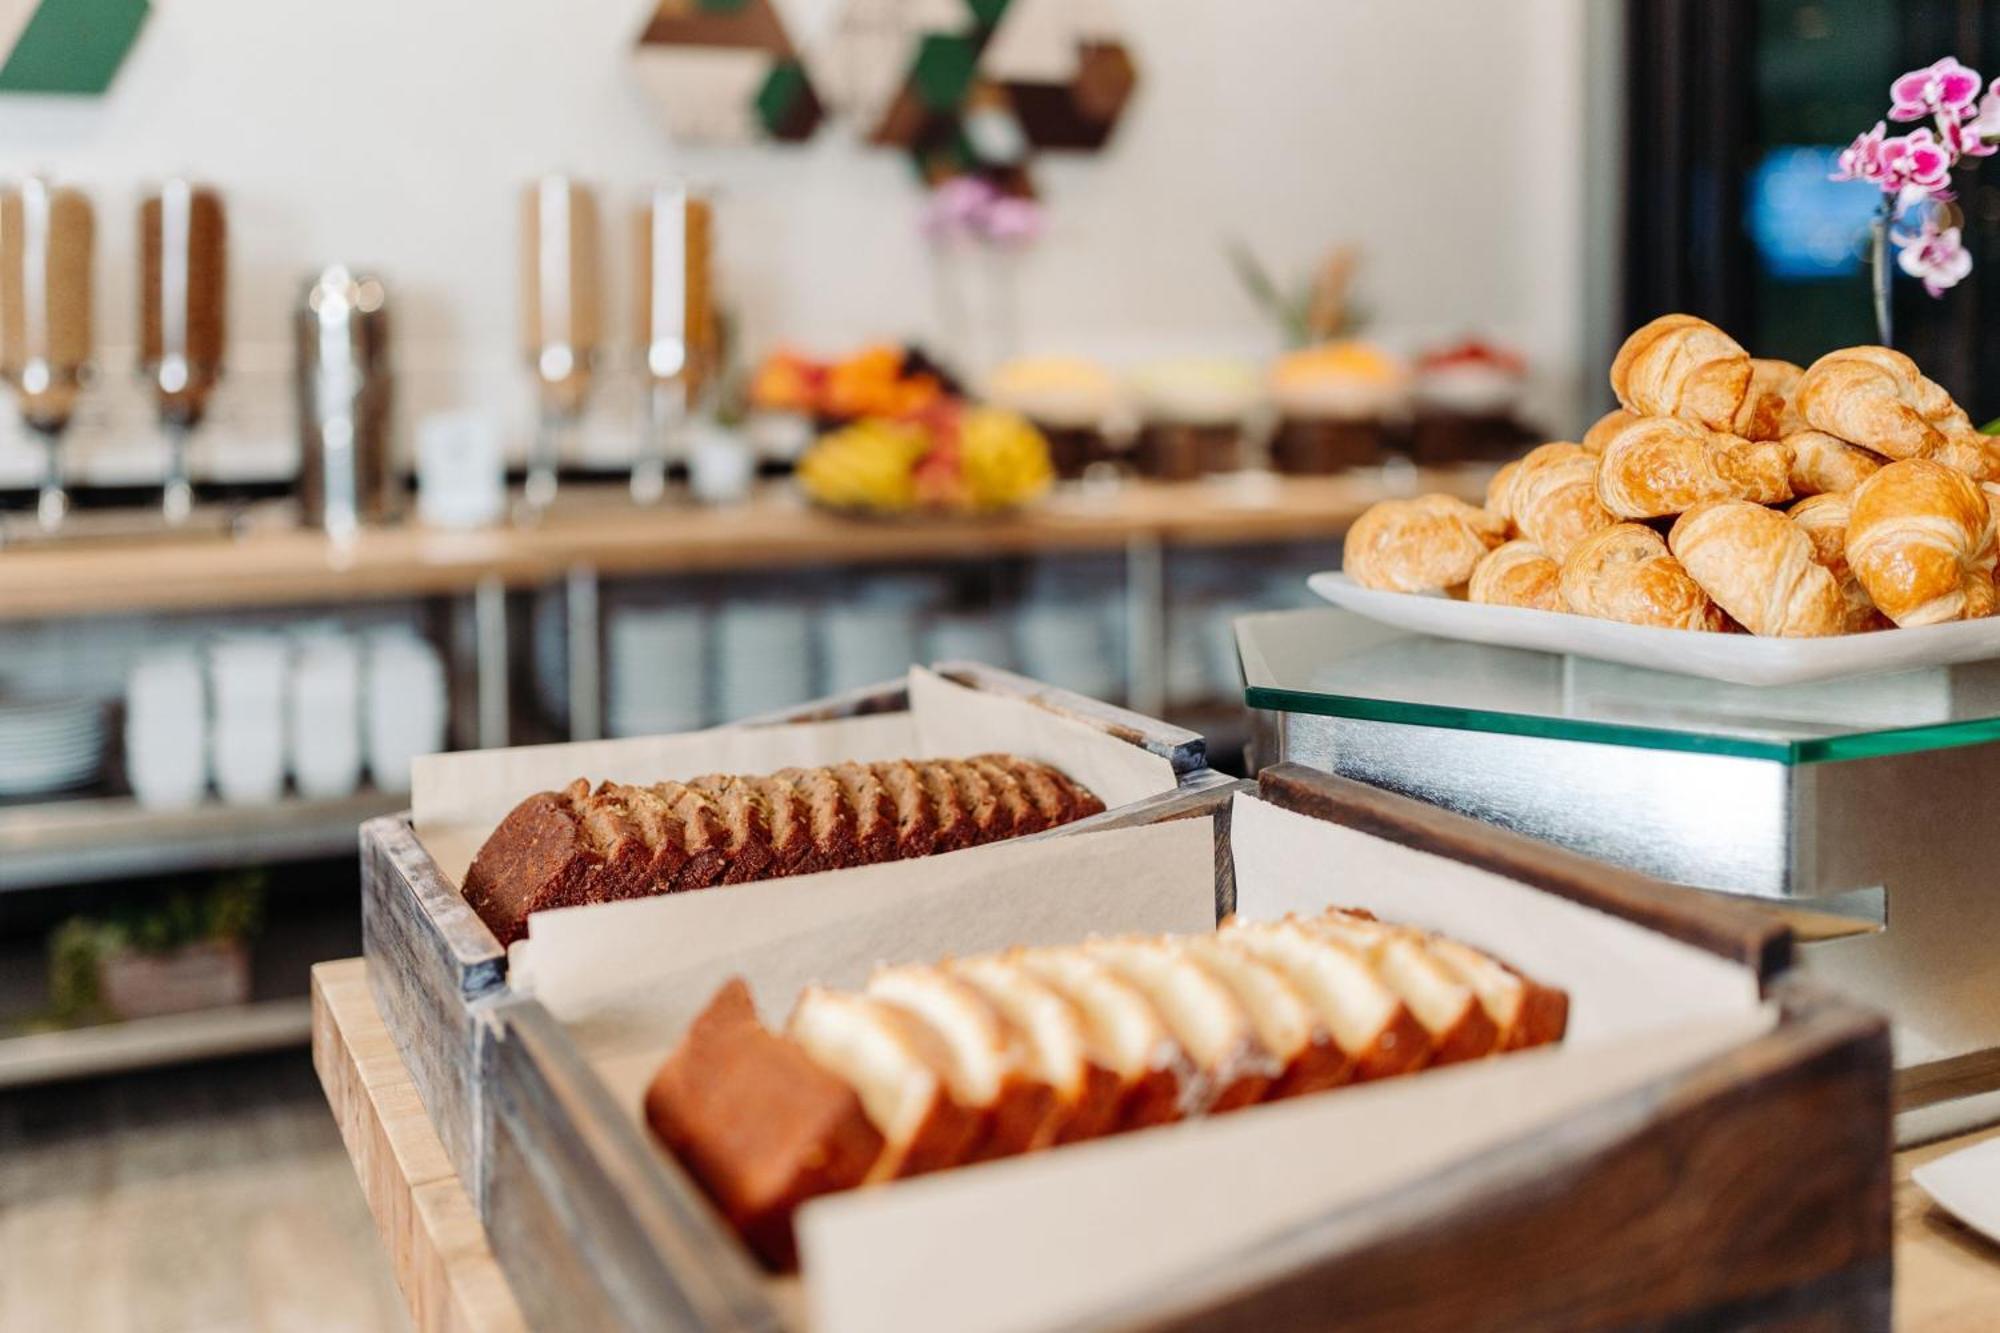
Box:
[566, 563, 602, 742]
[474, 575, 509, 750]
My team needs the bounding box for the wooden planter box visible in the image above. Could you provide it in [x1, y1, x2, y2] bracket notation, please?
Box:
[361, 661, 1215, 1206]
[470, 764, 1890, 1332]
[99, 938, 252, 1020]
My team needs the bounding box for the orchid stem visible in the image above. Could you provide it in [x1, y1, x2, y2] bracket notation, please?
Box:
[1871, 205, 1895, 348]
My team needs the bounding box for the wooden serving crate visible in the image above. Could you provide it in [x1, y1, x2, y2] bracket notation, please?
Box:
[471, 764, 1891, 1333]
[360, 661, 1216, 1207]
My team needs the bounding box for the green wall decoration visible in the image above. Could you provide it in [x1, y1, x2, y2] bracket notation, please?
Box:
[0, 0, 150, 95]
[632, 0, 1138, 192]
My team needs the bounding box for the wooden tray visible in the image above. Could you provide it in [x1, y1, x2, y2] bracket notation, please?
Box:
[470, 765, 1889, 1332]
[360, 661, 1215, 1207]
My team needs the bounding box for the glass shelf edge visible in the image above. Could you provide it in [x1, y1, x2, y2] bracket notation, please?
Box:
[1246, 686, 2000, 765]
[1244, 686, 1798, 763]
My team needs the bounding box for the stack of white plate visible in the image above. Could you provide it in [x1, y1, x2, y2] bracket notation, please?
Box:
[0, 692, 107, 797]
[609, 607, 709, 737]
[715, 601, 814, 721]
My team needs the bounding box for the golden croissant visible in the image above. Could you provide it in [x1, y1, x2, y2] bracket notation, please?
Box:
[1668, 500, 1845, 637]
[1594, 415, 1792, 518]
[1468, 540, 1563, 611]
[1733, 358, 1803, 441]
[1785, 430, 1884, 498]
[1795, 346, 1971, 461]
[1558, 523, 1728, 631]
[1344, 494, 1506, 593]
[1508, 441, 1616, 562]
[1609, 314, 1752, 433]
[1845, 458, 1997, 626]
[1788, 493, 1887, 633]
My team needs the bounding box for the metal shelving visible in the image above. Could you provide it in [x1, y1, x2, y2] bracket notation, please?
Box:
[0, 789, 407, 893]
[0, 996, 313, 1088]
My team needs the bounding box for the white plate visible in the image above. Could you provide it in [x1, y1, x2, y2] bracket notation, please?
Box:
[1307, 572, 2000, 687]
[1913, 1136, 2000, 1245]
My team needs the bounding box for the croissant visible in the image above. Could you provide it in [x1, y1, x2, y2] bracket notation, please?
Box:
[1732, 358, 1803, 441]
[1581, 407, 1639, 455]
[1508, 441, 1617, 562]
[1788, 493, 1888, 633]
[1668, 500, 1846, 637]
[1594, 414, 1793, 518]
[1558, 523, 1729, 631]
[1468, 540, 1563, 611]
[1344, 494, 1507, 593]
[1785, 430, 1884, 497]
[1795, 346, 1972, 461]
[1845, 458, 1998, 626]
[1609, 314, 1753, 432]
[1484, 459, 1523, 533]
[1933, 430, 2000, 483]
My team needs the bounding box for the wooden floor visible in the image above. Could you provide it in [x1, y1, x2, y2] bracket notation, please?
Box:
[0, 1050, 408, 1333]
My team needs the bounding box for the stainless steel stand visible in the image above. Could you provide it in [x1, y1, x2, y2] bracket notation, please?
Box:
[1252, 701, 2000, 1142]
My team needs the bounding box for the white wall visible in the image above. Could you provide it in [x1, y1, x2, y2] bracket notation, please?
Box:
[0, 0, 1598, 485]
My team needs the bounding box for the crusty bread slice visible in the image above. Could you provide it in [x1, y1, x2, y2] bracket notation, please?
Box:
[990, 754, 1076, 827]
[970, 756, 1048, 836]
[653, 781, 734, 891]
[915, 760, 977, 853]
[574, 786, 657, 903]
[1083, 938, 1275, 1113]
[1218, 920, 1432, 1079]
[644, 979, 883, 1270]
[871, 759, 939, 862]
[688, 775, 779, 885]
[944, 758, 1011, 843]
[1014, 947, 1186, 1131]
[779, 766, 860, 871]
[614, 783, 693, 893]
[787, 989, 980, 1181]
[1422, 933, 1570, 1051]
[1177, 935, 1352, 1100]
[867, 965, 1060, 1160]
[831, 761, 899, 865]
[947, 955, 1112, 1145]
[1303, 912, 1499, 1065]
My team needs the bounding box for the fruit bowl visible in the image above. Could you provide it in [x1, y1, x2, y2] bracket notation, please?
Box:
[796, 404, 1055, 518]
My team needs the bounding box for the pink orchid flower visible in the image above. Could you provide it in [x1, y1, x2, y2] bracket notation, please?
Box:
[1878, 127, 1954, 195]
[1962, 79, 2000, 145]
[1895, 215, 1974, 296]
[1834, 121, 1889, 184]
[980, 195, 1043, 245]
[1891, 56, 1985, 121]
[921, 176, 1001, 242]
[1940, 108, 1997, 159]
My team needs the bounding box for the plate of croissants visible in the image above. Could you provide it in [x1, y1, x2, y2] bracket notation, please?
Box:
[1314, 314, 2000, 686]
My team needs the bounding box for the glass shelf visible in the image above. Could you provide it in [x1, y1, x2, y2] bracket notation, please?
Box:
[1236, 609, 2000, 765]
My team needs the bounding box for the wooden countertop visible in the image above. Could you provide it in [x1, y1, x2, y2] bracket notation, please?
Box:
[312, 955, 2000, 1333]
[0, 469, 1491, 621]
[312, 960, 526, 1333]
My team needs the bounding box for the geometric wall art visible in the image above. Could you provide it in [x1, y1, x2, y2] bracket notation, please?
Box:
[632, 0, 1136, 193]
[632, 0, 826, 146]
[0, 0, 149, 95]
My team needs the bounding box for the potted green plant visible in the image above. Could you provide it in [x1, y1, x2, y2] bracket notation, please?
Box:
[49, 873, 265, 1024]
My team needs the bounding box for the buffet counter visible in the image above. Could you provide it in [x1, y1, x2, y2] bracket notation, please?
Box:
[0, 470, 1488, 622]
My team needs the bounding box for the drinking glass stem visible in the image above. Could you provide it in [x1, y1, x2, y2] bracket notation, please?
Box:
[632, 381, 682, 505]
[526, 409, 563, 514]
[34, 425, 64, 532]
[163, 420, 193, 527]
